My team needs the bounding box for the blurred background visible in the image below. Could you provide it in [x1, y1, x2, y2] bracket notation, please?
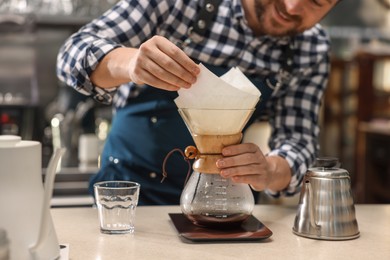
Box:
[0, 0, 389, 206]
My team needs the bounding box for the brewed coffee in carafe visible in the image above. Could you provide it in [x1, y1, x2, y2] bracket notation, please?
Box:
[178, 108, 255, 228]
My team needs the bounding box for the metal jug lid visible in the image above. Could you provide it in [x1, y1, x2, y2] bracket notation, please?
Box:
[307, 157, 349, 178]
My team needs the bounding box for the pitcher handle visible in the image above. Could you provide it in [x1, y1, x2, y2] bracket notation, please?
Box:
[30, 148, 66, 256]
[306, 180, 322, 235]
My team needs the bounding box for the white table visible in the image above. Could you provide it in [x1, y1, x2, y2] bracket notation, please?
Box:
[51, 204, 390, 260]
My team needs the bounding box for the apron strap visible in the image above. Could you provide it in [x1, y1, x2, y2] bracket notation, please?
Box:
[192, 0, 223, 36]
[181, 0, 223, 45]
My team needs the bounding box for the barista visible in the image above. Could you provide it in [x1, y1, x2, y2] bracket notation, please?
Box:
[56, 0, 341, 205]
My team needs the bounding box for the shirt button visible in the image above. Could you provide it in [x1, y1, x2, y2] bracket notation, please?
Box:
[149, 172, 157, 179]
[150, 116, 158, 123]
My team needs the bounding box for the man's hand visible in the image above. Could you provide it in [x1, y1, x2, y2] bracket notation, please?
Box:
[128, 36, 200, 91]
[91, 35, 200, 90]
[216, 143, 291, 192]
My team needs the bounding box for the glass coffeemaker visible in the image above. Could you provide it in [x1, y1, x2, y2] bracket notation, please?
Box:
[178, 108, 255, 228]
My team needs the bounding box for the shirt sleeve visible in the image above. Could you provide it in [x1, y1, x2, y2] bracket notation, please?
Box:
[56, 0, 168, 104]
[265, 51, 330, 198]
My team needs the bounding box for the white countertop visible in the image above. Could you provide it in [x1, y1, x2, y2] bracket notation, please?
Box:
[51, 204, 390, 260]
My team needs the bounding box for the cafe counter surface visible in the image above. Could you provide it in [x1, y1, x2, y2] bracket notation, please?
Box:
[51, 204, 390, 260]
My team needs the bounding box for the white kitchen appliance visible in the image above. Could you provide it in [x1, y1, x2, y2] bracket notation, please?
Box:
[0, 135, 64, 259]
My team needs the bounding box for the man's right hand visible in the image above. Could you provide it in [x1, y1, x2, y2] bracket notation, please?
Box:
[129, 35, 200, 91]
[90, 35, 200, 91]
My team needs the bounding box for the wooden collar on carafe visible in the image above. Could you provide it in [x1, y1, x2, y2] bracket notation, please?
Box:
[185, 133, 242, 174]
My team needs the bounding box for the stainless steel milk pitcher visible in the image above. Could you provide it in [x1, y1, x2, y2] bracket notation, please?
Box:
[292, 157, 360, 240]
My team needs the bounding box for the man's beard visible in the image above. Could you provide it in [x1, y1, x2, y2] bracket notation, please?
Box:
[254, 0, 302, 37]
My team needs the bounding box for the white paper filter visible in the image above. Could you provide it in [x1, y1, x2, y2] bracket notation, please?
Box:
[174, 64, 260, 109]
[174, 64, 261, 134]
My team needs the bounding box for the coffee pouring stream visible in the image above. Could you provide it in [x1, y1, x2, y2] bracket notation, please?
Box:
[0, 135, 65, 260]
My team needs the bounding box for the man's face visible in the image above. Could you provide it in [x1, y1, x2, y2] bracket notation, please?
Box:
[250, 0, 338, 37]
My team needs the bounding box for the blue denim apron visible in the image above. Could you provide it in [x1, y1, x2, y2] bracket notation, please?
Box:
[89, 65, 275, 205]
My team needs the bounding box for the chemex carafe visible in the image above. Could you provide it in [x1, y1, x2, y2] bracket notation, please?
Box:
[292, 157, 360, 240]
[178, 108, 255, 228]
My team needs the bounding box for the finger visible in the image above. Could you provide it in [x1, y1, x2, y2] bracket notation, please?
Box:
[142, 73, 181, 91]
[140, 37, 199, 86]
[155, 37, 200, 76]
[216, 152, 260, 169]
[136, 57, 193, 89]
[220, 164, 261, 178]
[150, 50, 198, 87]
[220, 166, 269, 191]
[222, 143, 260, 156]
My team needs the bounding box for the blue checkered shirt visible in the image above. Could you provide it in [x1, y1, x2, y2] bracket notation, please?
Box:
[57, 0, 331, 197]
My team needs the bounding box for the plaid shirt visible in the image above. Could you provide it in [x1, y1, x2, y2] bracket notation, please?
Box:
[57, 0, 331, 197]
